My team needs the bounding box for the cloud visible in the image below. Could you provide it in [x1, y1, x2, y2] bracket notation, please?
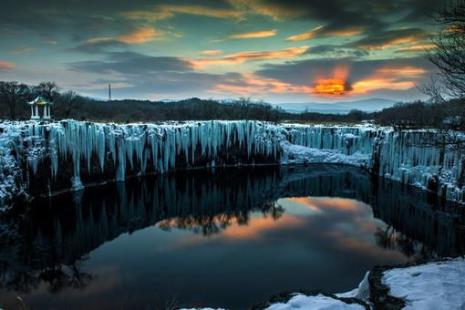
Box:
[189, 46, 309, 68]
[200, 50, 224, 56]
[286, 26, 363, 42]
[228, 29, 277, 39]
[86, 26, 159, 45]
[122, 4, 242, 21]
[350, 28, 428, 50]
[0, 61, 15, 71]
[286, 26, 324, 41]
[306, 45, 369, 58]
[255, 56, 432, 98]
[211, 73, 312, 96]
[69, 52, 193, 75]
[67, 51, 230, 98]
[395, 43, 436, 53]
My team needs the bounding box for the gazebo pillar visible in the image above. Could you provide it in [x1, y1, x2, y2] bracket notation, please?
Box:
[44, 105, 51, 120]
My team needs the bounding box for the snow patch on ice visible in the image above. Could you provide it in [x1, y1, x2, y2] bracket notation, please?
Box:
[264, 293, 365, 310]
[382, 258, 465, 310]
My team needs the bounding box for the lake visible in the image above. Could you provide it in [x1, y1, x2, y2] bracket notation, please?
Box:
[0, 165, 464, 309]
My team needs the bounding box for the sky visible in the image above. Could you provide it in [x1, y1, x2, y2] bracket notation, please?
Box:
[0, 0, 444, 105]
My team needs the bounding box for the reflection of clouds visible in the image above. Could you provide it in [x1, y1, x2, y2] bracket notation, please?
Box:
[287, 197, 362, 212]
[165, 214, 303, 250]
[149, 196, 410, 265]
[285, 196, 407, 261]
[221, 215, 303, 240]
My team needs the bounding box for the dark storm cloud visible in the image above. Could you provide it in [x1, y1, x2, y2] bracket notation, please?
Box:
[71, 41, 129, 54]
[245, 0, 442, 50]
[68, 51, 229, 95]
[69, 52, 194, 74]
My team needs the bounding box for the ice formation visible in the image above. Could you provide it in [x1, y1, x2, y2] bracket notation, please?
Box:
[0, 120, 464, 206]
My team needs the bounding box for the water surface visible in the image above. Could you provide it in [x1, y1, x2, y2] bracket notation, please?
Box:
[0, 165, 464, 309]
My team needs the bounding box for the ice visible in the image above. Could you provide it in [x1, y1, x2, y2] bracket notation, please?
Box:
[0, 120, 464, 205]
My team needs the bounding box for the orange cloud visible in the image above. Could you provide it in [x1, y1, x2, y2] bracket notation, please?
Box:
[123, 5, 242, 21]
[200, 49, 224, 56]
[360, 36, 418, 50]
[376, 66, 426, 76]
[0, 60, 15, 71]
[351, 65, 425, 94]
[87, 26, 159, 45]
[396, 43, 436, 53]
[212, 73, 312, 96]
[287, 26, 324, 41]
[189, 46, 309, 68]
[311, 65, 425, 97]
[117, 26, 158, 44]
[229, 29, 277, 39]
[287, 26, 363, 42]
[352, 79, 415, 94]
[226, 0, 303, 20]
[327, 28, 363, 37]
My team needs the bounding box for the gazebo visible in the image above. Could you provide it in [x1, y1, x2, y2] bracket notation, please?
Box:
[28, 96, 52, 120]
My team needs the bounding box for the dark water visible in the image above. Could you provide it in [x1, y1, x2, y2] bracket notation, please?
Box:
[0, 165, 464, 309]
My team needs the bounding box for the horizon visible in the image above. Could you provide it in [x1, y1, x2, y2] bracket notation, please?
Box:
[0, 0, 443, 106]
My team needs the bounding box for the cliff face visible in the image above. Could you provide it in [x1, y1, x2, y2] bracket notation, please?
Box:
[0, 120, 464, 207]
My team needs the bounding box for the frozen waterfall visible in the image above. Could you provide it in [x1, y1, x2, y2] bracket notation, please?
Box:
[0, 120, 464, 206]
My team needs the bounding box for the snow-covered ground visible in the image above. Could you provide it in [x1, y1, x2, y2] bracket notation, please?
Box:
[0, 120, 464, 207]
[264, 294, 366, 310]
[383, 258, 465, 310]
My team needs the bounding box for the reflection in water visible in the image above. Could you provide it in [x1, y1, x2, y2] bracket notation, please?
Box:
[0, 165, 464, 309]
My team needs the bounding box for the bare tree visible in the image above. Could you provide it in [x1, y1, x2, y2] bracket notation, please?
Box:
[34, 81, 59, 101]
[59, 90, 78, 118]
[418, 75, 447, 104]
[429, 0, 465, 98]
[0, 81, 30, 119]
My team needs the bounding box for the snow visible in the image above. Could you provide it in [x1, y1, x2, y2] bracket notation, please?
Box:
[280, 141, 370, 168]
[264, 294, 365, 310]
[382, 258, 465, 310]
[0, 120, 464, 205]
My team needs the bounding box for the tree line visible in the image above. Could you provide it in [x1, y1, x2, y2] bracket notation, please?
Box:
[0, 80, 464, 129]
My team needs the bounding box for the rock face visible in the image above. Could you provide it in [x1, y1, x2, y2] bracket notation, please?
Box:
[0, 120, 464, 206]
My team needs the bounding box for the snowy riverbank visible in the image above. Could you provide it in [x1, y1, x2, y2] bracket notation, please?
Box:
[0, 120, 464, 207]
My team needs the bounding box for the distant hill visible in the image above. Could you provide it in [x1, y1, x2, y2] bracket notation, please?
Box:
[277, 98, 397, 114]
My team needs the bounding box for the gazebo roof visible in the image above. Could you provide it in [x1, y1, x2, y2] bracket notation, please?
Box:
[28, 96, 53, 105]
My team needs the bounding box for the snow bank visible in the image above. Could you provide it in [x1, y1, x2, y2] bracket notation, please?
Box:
[264, 294, 366, 310]
[0, 120, 464, 205]
[382, 258, 465, 310]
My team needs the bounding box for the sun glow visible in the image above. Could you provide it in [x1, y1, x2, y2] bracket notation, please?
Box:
[312, 66, 352, 96]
